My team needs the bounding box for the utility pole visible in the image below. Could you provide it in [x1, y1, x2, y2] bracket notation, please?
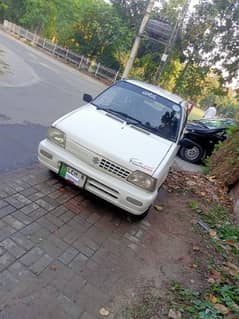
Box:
[154, 0, 191, 82]
[122, 0, 155, 79]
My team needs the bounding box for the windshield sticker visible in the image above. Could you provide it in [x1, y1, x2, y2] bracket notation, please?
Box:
[142, 91, 157, 100]
[172, 104, 181, 112]
[129, 158, 154, 173]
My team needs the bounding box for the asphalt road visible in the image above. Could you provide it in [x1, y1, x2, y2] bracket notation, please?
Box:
[0, 30, 106, 172]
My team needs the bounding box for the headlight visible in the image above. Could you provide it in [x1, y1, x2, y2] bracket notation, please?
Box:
[47, 127, 66, 148]
[127, 170, 156, 192]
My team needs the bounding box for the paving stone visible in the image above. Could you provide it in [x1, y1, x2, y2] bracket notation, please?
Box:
[30, 254, 53, 274]
[0, 190, 8, 199]
[30, 191, 45, 201]
[0, 246, 4, 256]
[74, 207, 92, 219]
[46, 214, 65, 227]
[0, 200, 8, 209]
[37, 216, 58, 232]
[35, 198, 56, 211]
[128, 243, 138, 252]
[40, 261, 87, 299]
[20, 247, 44, 266]
[56, 224, 72, 239]
[91, 247, 112, 264]
[20, 187, 39, 197]
[69, 253, 88, 272]
[81, 312, 95, 319]
[11, 233, 34, 250]
[20, 202, 40, 215]
[73, 240, 95, 258]
[0, 270, 19, 293]
[8, 261, 35, 280]
[58, 247, 79, 265]
[124, 233, 140, 243]
[87, 213, 102, 224]
[0, 238, 26, 258]
[86, 226, 109, 245]
[63, 229, 81, 245]
[135, 229, 144, 239]
[80, 282, 111, 313]
[30, 227, 51, 244]
[38, 240, 64, 259]
[47, 234, 68, 251]
[57, 294, 83, 319]
[59, 211, 75, 223]
[67, 216, 90, 231]
[46, 178, 60, 186]
[0, 225, 16, 241]
[11, 211, 34, 225]
[48, 190, 63, 199]
[0, 185, 16, 197]
[0, 220, 6, 230]
[0, 253, 15, 271]
[5, 193, 31, 209]
[141, 220, 151, 228]
[20, 222, 42, 237]
[6, 183, 24, 193]
[57, 193, 75, 204]
[51, 206, 68, 217]
[34, 183, 54, 195]
[0, 205, 16, 218]
[2, 215, 25, 230]
[30, 207, 48, 220]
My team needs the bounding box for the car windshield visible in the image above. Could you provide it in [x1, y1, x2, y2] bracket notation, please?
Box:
[91, 81, 182, 142]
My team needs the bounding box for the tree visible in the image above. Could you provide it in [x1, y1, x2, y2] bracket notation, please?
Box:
[72, 1, 131, 68]
[110, 0, 148, 30]
[3, 0, 26, 23]
[20, 0, 57, 36]
[0, 1, 8, 22]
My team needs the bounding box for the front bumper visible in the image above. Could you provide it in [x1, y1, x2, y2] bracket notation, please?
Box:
[38, 139, 158, 215]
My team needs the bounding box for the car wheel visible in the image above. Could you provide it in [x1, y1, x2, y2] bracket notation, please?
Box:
[179, 144, 205, 164]
[128, 207, 150, 222]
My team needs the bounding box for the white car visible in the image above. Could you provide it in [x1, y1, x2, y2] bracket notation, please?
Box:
[38, 80, 187, 219]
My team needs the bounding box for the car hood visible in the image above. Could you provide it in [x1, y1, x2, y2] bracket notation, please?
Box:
[55, 105, 173, 175]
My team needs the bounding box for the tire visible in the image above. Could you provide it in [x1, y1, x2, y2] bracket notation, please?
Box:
[179, 144, 205, 164]
[128, 207, 150, 222]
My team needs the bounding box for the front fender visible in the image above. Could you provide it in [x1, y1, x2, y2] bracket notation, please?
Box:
[179, 137, 202, 149]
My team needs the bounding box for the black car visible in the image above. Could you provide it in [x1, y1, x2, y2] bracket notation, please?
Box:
[178, 120, 229, 164]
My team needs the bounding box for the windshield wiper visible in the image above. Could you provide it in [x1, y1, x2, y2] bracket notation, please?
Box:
[95, 106, 143, 124]
[95, 105, 159, 134]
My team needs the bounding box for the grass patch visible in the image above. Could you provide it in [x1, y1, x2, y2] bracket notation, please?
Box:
[194, 204, 239, 257]
[170, 281, 239, 319]
[167, 204, 239, 318]
[199, 205, 230, 227]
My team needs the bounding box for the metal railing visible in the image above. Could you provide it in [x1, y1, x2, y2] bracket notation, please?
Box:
[3, 20, 120, 83]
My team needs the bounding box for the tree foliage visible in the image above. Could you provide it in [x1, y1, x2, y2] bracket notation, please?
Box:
[1, 0, 239, 115]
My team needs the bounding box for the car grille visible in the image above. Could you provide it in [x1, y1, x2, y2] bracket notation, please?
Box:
[99, 159, 130, 179]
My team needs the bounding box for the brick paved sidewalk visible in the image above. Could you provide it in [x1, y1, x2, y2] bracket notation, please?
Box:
[0, 165, 198, 319]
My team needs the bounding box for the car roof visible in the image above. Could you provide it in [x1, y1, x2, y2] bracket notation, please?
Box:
[125, 79, 185, 105]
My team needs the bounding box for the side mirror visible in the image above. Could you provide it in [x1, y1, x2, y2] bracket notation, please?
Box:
[83, 93, 93, 103]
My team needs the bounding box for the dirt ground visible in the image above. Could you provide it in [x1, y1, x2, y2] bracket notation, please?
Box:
[112, 188, 217, 318]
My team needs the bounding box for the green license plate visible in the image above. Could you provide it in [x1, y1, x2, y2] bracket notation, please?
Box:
[59, 163, 86, 187]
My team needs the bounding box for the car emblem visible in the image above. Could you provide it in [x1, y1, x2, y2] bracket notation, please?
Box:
[92, 156, 100, 165]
